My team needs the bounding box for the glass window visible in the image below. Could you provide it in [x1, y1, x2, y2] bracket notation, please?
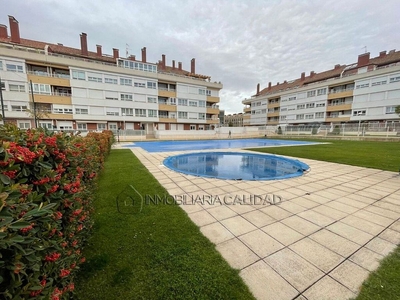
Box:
[75, 108, 89, 114]
[148, 109, 158, 117]
[121, 94, 133, 101]
[317, 88, 326, 95]
[147, 97, 157, 103]
[307, 90, 316, 97]
[98, 123, 107, 130]
[105, 77, 118, 84]
[88, 76, 102, 83]
[18, 122, 31, 129]
[178, 98, 188, 106]
[120, 78, 132, 86]
[135, 109, 146, 117]
[6, 64, 23, 73]
[147, 81, 157, 89]
[189, 101, 197, 107]
[178, 111, 188, 119]
[72, 70, 86, 80]
[77, 123, 87, 130]
[121, 108, 134, 116]
[198, 100, 206, 107]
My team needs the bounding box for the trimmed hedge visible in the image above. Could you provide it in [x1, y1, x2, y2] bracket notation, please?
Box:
[0, 125, 113, 299]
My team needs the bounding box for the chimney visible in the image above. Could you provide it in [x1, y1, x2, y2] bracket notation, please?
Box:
[191, 58, 195, 74]
[310, 71, 315, 77]
[284, 80, 287, 84]
[256, 83, 260, 94]
[379, 51, 387, 58]
[96, 45, 102, 56]
[301, 72, 305, 81]
[334, 64, 340, 69]
[113, 48, 119, 59]
[0, 24, 7, 39]
[141, 47, 147, 62]
[277, 82, 279, 85]
[8, 16, 20, 43]
[80, 33, 88, 56]
[357, 52, 370, 66]
[128, 55, 135, 61]
[268, 82, 272, 89]
[178, 62, 182, 70]
[172, 60, 176, 69]
[162, 54, 166, 68]
[388, 49, 396, 54]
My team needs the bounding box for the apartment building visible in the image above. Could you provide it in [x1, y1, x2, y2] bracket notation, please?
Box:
[0, 16, 222, 133]
[224, 113, 244, 127]
[243, 50, 400, 127]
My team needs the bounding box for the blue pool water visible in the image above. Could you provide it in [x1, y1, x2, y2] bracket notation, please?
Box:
[163, 152, 310, 180]
[123, 138, 317, 152]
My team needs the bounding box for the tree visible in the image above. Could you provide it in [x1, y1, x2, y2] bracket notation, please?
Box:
[395, 105, 400, 117]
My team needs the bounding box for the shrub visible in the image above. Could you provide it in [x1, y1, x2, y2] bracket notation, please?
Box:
[277, 126, 283, 135]
[0, 125, 112, 299]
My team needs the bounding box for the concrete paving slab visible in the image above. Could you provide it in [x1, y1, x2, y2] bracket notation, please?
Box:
[216, 238, 259, 269]
[349, 247, 384, 272]
[240, 229, 285, 258]
[221, 215, 257, 236]
[365, 237, 397, 256]
[309, 230, 360, 257]
[200, 222, 234, 245]
[330, 261, 370, 293]
[303, 276, 356, 300]
[262, 222, 304, 246]
[281, 215, 320, 236]
[242, 210, 276, 228]
[327, 222, 374, 246]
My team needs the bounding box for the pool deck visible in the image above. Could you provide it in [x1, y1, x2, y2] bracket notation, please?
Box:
[126, 145, 400, 300]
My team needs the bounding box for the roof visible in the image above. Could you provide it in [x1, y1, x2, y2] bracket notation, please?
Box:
[157, 64, 210, 80]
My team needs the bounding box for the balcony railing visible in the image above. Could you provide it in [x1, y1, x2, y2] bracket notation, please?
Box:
[28, 70, 70, 79]
[328, 87, 354, 94]
[31, 91, 72, 97]
[158, 87, 176, 92]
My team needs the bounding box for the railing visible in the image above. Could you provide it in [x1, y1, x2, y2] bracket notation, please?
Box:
[158, 87, 176, 92]
[32, 91, 72, 97]
[328, 87, 354, 94]
[27, 70, 70, 79]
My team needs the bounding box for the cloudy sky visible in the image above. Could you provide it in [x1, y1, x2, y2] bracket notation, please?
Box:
[2, 0, 400, 114]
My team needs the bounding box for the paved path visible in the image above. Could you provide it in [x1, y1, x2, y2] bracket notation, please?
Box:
[130, 147, 400, 300]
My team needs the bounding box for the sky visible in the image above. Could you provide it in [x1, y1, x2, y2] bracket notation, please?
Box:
[2, 0, 400, 114]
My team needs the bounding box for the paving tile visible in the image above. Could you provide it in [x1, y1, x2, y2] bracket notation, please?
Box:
[216, 238, 259, 269]
[374, 201, 400, 213]
[325, 200, 360, 213]
[365, 205, 400, 220]
[353, 190, 383, 201]
[200, 222, 234, 245]
[352, 210, 393, 227]
[340, 215, 385, 235]
[349, 247, 384, 272]
[281, 215, 320, 236]
[278, 201, 309, 214]
[207, 205, 237, 220]
[227, 203, 256, 214]
[239, 229, 285, 258]
[289, 238, 344, 273]
[298, 210, 335, 227]
[390, 220, 400, 233]
[221, 216, 257, 236]
[291, 197, 320, 209]
[260, 205, 293, 220]
[312, 205, 348, 220]
[327, 222, 374, 246]
[242, 210, 276, 228]
[330, 261, 370, 293]
[302, 193, 332, 204]
[304, 276, 356, 300]
[365, 237, 397, 256]
[240, 260, 299, 300]
[262, 222, 304, 246]
[179, 202, 204, 214]
[379, 228, 400, 245]
[309, 229, 360, 257]
[187, 210, 217, 226]
[265, 248, 324, 292]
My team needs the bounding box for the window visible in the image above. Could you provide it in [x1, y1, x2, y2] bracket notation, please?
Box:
[108, 124, 118, 130]
[6, 64, 23, 73]
[1, 81, 5, 90]
[280, 107, 287, 112]
[135, 109, 146, 117]
[317, 88, 327, 95]
[386, 106, 396, 114]
[189, 101, 197, 107]
[178, 98, 188, 106]
[147, 97, 157, 103]
[12, 105, 27, 111]
[169, 98, 176, 105]
[148, 109, 158, 117]
[88, 75, 102, 82]
[256, 102, 261, 106]
[75, 108, 88, 114]
[296, 114, 304, 120]
[353, 110, 366, 116]
[280, 115, 286, 121]
[105, 96, 118, 101]
[134, 82, 145, 88]
[8, 84, 25, 92]
[331, 99, 345, 106]
[147, 81, 157, 89]
[53, 108, 72, 114]
[118, 59, 157, 73]
[39, 122, 52, 129]
[106, 111, 119, 116]
[288, 96, 296, 101]
[316, 103, 325, 107]
[206, 90, 211, 96]
[198, 113, 205, 120]
[31, 83, 51, 95]
[178, 111, 188, 119]
[72, 70, 86, 80]
[307, 90, 316, 97]
[105, 77, 118, 84]
[121, 108, 134, 116]
[77, 123, 87, 130]
[121, 94, 133, 101]
[355, 83, 369, 89]
[190, 125, 196, 130]
[305, 114, 314, 119]
[306, 103, 315, 109]
[0, 61, 2, 70]
[98, 123, 107, 131]
[199, 89, 206, 95]
[371, 80, 387, 86]
[315, 112, 325, 118]
[297, 104, 305, 110]
[389, 76, 400, 83]
[120, 78, 132, 86]
[18, 122, 31, 129]
[198, 100, 206, 107]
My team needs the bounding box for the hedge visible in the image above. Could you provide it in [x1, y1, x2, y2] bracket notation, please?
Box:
[0, 125, 113, 299]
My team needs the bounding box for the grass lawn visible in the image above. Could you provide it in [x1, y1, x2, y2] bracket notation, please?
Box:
[75, 149, 255, 300]
[250, 139, 400, 300]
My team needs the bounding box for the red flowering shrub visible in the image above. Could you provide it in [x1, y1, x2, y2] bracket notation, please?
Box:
[0, 125, 113, 299]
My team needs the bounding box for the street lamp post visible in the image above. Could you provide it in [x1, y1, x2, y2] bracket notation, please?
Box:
[122, 113, 126, 141]
[357, 112, 362, 137]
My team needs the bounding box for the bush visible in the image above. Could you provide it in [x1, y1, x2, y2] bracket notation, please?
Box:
[0, 125, 112, 299]
[277, 126, 283, 135]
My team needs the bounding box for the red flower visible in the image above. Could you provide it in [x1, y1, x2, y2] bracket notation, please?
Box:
[61, 242, 68, 248]
[2, 170, 17, 179]
[20, 223, 34, 234]
[51, 287, 62, 300]
[60, 269, 70, 277]
[44, 252, 61, 262]
[80, 257, 86, 263]
[53, 211, 62, 220]
[72, 240, 78, 247]
[14, 263, 22, 274]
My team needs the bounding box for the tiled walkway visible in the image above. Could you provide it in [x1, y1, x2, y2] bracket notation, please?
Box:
[130, 147, 400, 300]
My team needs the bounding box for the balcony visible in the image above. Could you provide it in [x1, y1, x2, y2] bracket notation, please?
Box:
[267, 111, 279, 117]
[206, 107, 219, 115]
[207, 96, 219, 103]
[325, 114, 351, 122]
[206, 118, 219, 124]
[158, 89, 176, 98]
[158, 104, 177, 112]
[327, 88, 353, 99]
[159, 117, 177, 123]
[29, 92, 72, 105]
[244, 107, 251, 113]
[267, 102, 280, 109]
[27, 72, 70, 87]
[326, 103, 352, 112]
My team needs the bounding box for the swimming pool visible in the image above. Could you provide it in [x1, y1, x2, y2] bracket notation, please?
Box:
[163, 152, 310, 180]
[123, 138, 317, 152]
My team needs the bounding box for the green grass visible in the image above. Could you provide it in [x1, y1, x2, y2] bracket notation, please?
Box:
[250, 139, 400, 300]
[249, 139, 399, 172]
[75, 149, 255, 300]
